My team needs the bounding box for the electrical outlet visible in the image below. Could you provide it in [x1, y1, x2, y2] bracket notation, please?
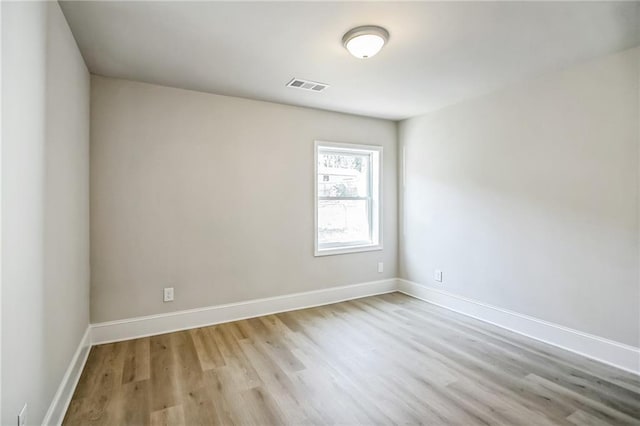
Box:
[434, 270, 443, 283]
[377, 262, 384, 273]
[163, 287, 174, 302]
[18, 403, 27, 426]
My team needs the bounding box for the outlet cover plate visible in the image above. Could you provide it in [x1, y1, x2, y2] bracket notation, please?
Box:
[163, 287, 174, 302]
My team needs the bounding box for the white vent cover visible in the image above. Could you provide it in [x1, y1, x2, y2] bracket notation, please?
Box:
[286, 78, 329, 92]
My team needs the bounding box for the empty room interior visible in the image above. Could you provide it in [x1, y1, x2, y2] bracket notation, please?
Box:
[2, 1, 640, 425]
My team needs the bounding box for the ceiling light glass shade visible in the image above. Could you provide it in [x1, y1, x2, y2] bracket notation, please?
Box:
[342, 26, 389, 59]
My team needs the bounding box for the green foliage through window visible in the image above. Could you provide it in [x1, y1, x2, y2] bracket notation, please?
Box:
[320, 154, 363, 172]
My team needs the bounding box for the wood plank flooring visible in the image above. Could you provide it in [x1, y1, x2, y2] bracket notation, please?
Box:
[63, 293, 640, 425]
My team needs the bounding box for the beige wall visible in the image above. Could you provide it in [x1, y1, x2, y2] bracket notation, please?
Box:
[399, 47, 640, 347]
[90, 76, 397, 323]
[1, 2, 90, 424]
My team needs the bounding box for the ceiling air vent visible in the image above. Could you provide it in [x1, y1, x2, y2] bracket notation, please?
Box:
[286, 78, 329, 92]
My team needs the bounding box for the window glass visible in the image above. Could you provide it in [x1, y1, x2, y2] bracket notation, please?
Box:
[315, 142, 382, 256]
[317, 152, 369, 198]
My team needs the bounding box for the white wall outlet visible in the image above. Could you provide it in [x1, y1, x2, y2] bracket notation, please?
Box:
[163, 287, 174, 302]
[377, 262, 384, 273]
[434, 270, 443, 283]
[18, 403, 27, 426]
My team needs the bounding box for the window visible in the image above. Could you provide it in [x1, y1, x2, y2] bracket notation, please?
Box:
[314, 141, 382, 256]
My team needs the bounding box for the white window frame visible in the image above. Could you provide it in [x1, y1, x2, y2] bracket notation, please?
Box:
[314, 140, 383, 256]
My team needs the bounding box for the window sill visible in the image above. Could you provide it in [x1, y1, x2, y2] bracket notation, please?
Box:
[314, 244, 383, 257]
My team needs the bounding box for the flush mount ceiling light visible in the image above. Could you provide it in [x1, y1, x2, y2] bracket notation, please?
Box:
[342, 25, 389, 59]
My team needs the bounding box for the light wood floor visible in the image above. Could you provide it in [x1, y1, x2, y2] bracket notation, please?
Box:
[63, 293, 640, 425]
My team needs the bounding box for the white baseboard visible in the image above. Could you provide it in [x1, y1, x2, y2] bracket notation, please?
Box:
[398, 279, 640, 376]
[89, 277, 639, 375]
[42, 326, 92, 426]
[49, 278, 639, 425]
[91, 279, 398, 345]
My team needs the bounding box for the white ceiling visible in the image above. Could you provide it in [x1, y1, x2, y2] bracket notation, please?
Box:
[60, 1, 639, 120]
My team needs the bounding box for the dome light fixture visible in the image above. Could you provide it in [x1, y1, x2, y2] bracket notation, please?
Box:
[342, 25, 389, 59]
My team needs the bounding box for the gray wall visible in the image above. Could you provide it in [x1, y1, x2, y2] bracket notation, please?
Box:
[90, 76, 397, 323]
[399, 47, 640, 347]
[1, 2, 90, 424]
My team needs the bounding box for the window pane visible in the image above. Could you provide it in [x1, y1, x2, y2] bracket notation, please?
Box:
[318, 151, 369, 198]
[318, 199, 370, 245]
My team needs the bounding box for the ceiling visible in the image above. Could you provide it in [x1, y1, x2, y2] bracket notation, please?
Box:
[60, 1, 639, 120]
